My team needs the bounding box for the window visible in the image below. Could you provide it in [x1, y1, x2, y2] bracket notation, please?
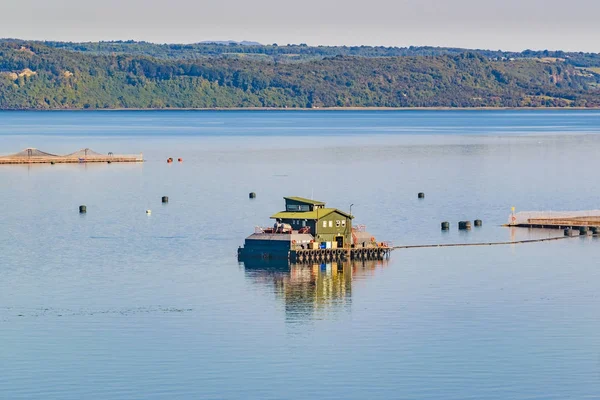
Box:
[341, 220, 346, 227]
[328, 221, 333, 228]
[336, 220, 341, 227]
[323, 221, 327, 228]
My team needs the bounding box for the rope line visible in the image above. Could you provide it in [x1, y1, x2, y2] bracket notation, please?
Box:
[390, 234, 593, 250]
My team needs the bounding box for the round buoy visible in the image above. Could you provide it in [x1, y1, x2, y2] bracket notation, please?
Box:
[474, 219, 483, 227]
[50, 161, 55, 165]
[79, 205, 87, 213]
[107, 161, 111, 164]
[162, 196, 169, 203]
[249, 192, 256, 199]
[418, 192, 425, 199]
[146, 209, 152, 215]
[441, 221, 450, 230]
[458, 221, 471, 230]
[178, 158, 183, 162]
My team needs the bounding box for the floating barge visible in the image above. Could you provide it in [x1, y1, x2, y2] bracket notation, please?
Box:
[506, 210, 600, 233]
[0, 148, 143, 164]
[238, 196, 391, 263]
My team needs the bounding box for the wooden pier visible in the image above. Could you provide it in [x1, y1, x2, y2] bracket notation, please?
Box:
[291, 246, 391, 264]
[507, 211, 600, 231]
[0, 148, 143, 164]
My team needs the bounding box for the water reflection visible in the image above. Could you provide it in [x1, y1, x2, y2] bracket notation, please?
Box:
[242, 259, 388, 322]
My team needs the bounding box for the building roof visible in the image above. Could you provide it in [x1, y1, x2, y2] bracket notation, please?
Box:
[271, 208, 352, 220]
[284, 196, 326, 206]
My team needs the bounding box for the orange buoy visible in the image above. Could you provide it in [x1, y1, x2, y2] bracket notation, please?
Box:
[178, 158, 183, 162]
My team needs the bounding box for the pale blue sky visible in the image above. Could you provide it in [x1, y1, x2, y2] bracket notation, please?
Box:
[4, 0, 599, 51]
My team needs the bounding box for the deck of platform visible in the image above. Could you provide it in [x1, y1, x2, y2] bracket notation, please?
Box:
[0, 148, 143, 164]
[508, 212, 600, 230]
[0, 156, 142, 164]
[291, 247, 391, 263]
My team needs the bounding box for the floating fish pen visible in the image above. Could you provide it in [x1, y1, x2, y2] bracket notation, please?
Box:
[506, 210, 600, 231]
[0, 148, 143, 164]
[238, 196, 391, 264]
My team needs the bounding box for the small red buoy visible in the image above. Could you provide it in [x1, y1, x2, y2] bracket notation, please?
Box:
[178, 158, 183, 162]
[167, 157, 173, 163]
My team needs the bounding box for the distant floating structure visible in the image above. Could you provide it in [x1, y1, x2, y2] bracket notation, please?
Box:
[506, 209, 600, 231]
[238, 196, 391, 263]
[0, 148, 143, 164]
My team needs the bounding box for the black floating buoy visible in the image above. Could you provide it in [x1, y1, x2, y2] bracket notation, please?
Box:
[474, 219, 483, 227]
[79, 205, 87, 214]
[162, 196, 169, 203]
[107, 160, 111, 164]
[564, 228, 579, 237]
[418, 192, 425, 199]
[249, 192, 256, 199]
[50, 161, 55, 165]
[441, 221, 450, 231]
[458, 221, 471, 230]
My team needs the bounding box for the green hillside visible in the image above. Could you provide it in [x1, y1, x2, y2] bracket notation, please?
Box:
[1, 41, 599, 109]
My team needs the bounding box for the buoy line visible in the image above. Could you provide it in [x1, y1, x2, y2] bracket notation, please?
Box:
[391, 234, 594, 250]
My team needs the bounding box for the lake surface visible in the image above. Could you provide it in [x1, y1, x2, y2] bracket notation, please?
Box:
[1, 110, 600, 399]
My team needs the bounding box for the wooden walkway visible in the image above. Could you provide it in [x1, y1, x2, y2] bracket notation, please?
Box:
[0, 156, 142, 164]
[291, 247, 391, 263]
[0, 148, 143, 164]
[511, 217, 600, 229]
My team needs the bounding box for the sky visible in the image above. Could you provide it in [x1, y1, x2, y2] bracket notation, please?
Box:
[3, 0, 599, 52]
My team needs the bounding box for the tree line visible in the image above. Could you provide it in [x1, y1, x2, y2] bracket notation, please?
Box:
[1, 41, 599, 109]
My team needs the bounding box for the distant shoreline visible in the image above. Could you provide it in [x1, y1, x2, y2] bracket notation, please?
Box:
[2, 107, 600, 112]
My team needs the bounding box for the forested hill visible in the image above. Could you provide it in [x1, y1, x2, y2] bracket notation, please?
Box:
[1, 41, 600, 110]
[24, 39, 600, 67]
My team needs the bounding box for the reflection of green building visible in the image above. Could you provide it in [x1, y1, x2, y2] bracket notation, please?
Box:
[271, 197, 353, 248]
[243, 260, 389, 322]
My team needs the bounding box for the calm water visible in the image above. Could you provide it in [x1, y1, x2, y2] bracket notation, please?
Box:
[1, 110, 600, 399]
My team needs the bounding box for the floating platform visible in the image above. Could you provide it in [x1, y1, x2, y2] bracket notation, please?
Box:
[507, 210, 600, 230]
[292, 247, 391, 263]
[0, 148, 143, 164]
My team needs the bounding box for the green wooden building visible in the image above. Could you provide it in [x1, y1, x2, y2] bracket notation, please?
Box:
[271, 196, 353, 248]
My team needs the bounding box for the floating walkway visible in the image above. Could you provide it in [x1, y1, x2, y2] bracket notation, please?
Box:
[0, 148, 143, 164]
[291, 247, 392, 263]
[505, 210, 600, 231]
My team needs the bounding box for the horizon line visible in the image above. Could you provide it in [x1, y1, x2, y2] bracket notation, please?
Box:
[1, 37, 599, 55]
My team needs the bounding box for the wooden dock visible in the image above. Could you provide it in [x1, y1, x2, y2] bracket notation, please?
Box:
[507, 211, 600, 230]
[0, 148, 143, 164]
[291, 247, 391, 263]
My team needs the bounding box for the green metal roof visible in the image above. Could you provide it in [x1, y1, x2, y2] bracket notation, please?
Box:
[271, 208, 353, 220]
[284, 196, 325, 206]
